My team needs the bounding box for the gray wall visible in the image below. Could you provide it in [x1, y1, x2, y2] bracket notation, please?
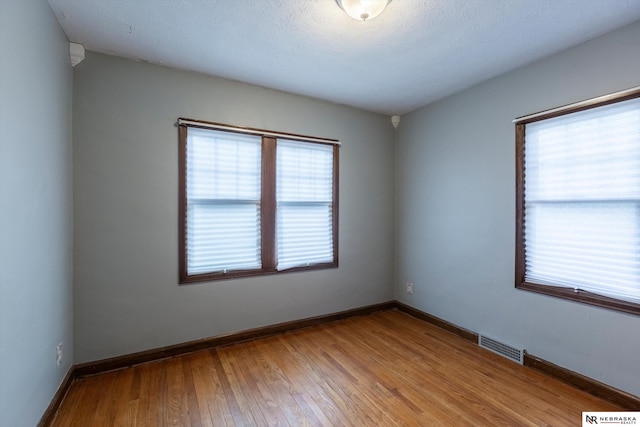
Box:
[0, 1, 73, 425]
[395, 20, 640, 396]
[73, 52, 395, 363]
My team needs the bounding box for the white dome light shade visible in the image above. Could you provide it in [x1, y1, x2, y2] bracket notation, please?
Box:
[336, 0, 392, 21]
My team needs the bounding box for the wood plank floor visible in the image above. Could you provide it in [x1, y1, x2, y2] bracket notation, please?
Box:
[50, 310, 622, 426]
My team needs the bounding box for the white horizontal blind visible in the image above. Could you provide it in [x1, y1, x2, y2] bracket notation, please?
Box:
[276, 140, 334, 270]
[186, 128, 262, 274]
[524, 97, 640, 303]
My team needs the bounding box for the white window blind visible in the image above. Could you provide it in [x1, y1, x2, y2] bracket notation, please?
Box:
[524, 97, 640, 303]
[186, 128, 262, 274]
[276, 140, 334, 270]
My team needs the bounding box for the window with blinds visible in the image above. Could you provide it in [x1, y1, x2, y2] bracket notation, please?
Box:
[276, 140, 335, 270]
[515, 89, 640, 316]
[179, 120, 339, 283]
[185, 128, 262, 274]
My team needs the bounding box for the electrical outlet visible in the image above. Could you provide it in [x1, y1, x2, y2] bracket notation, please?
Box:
[56, 343, 63, 367]
[406, 282, 413, 294]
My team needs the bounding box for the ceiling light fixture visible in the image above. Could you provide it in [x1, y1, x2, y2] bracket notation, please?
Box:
[336, 0, 392, 21]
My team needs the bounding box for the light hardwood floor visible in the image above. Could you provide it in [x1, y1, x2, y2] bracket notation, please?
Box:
[50, 310, 622, 426]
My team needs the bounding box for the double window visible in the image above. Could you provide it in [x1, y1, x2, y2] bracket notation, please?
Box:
[515, 88, 640, 315]
[179, 119, 339, 283]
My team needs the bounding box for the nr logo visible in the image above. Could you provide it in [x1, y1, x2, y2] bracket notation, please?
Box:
[585, 415, 598, 424]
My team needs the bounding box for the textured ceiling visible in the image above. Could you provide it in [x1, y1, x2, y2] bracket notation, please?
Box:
[47, 0, 640, 115]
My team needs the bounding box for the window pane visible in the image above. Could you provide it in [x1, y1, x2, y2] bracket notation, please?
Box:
[526, 98, 640, 201]
[277, 204, 334, 270]
[187, 128, 261, 200]
[523, 96, 640, 304]
[187, 203, 262, 274]
[276, 140, 334, 270]
[186, 128, 262, 274]
[525, 202, 640, 302]
[277, 140, 333, 202]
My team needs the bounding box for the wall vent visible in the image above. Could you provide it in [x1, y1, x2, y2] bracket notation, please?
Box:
[478, 334, 524, 364]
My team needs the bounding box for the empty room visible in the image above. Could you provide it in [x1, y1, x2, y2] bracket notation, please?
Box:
[2, 0, 640, 425]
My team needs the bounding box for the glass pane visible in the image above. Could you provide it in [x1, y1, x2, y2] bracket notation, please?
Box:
[187, 203, 261, 274]
[185, 127, 262, 275]
[277, 140, 333, 202]
[276, 139, 335, 270]
[525, 202, 640, 302]
[187, 128, 261, 200]
[277, 204, 333, 270]
[526, 98, 640, 201]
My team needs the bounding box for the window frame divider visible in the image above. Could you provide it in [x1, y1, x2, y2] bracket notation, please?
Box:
[178, 124, 188, 282]
[261, 137, 277, 272]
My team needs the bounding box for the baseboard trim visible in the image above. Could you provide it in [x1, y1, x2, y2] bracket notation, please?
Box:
[393, 301, 639, 409]
[74, 301, 395, 378]
[392, 300, 479, 343]
[37, 367, 74, 427]
[524, 353, 640, 410]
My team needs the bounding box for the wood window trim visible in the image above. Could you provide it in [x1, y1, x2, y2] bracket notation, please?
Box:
[515, 88, 640, 317]
[178, 120, 339, 284]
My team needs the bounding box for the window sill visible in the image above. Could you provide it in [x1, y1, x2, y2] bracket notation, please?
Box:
[516, 281, 640, 316]
[180, 261, 338, 285]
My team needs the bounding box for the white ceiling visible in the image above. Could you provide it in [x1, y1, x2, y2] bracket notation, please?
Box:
[46, 0, 640, 115]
